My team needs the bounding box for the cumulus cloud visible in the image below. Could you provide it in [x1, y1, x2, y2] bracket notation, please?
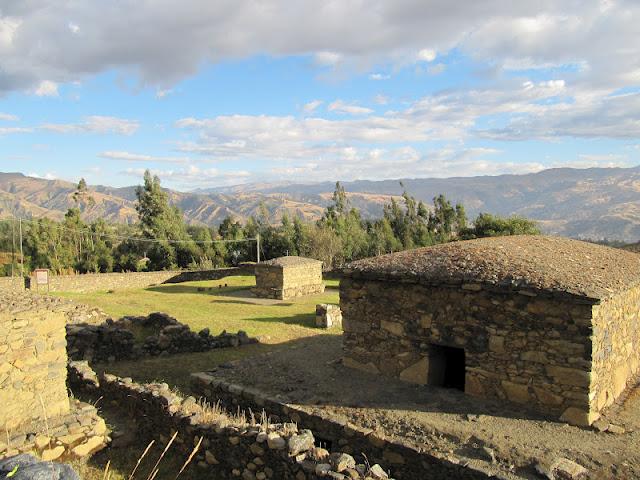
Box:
[120, 165, 251, 188]
[99, 151, 189, 163]
[369, 73, 390, 80]
[0, 113, 18, 121]
[41, 116, 140, 135]
[302, 100, 323, 113]
[0, 1, 638, 95]
[34, 80, 59, 97]
[327, 100, 373, 115]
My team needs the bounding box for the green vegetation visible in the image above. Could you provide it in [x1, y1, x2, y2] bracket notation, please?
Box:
[1, 171, 541, 275]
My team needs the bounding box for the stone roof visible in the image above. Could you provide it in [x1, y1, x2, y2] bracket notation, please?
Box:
[343, 235, 640, 302]
[256, 256, 322, 268]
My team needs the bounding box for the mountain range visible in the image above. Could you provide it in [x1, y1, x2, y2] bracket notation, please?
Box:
[1, 166, 640, 242]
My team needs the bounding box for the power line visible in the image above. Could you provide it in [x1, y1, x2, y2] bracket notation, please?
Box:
[0, 215, 257, 246]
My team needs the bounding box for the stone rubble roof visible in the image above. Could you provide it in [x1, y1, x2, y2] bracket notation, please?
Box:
[256, 256, 322, 268]
[343, 235, 640, 302]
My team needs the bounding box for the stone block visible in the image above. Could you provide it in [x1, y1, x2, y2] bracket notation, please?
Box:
[380, 320, 404, 337]
[399, 357, 428, 385]
[343, 356, 380, 375]
[501, 381, 530, 404]
[546, 366, 591, 387]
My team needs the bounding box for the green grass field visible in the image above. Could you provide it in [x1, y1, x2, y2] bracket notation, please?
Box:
[55, 275, 340, 391]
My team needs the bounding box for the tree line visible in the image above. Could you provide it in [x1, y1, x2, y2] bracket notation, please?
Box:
[0, 171, 539, 276]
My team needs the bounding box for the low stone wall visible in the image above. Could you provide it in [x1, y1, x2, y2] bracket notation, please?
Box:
[191, 373, 495, 480]
[66, 312, 257, 363]
[315, 304, 342, 328]
[25, 265, 255, 293]
[0, 292, 70, 431]
[0, 398, 108, 462]
[0, 276, 26, 292]
[69, 361, 394, 480]
[340, 277, 596, 425]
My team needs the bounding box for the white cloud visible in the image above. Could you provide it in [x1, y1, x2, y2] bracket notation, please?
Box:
[417, 48, 437, 62]
[369, 73, 390, 80]
[0, 113, 18, 121]
[121, 165, 251, 188]
[156, 88, 173, 99]
[0, 127, 32, 135]
[99, 151, 189, 163]
[42, 116, 140, 135]
[34, 80, 59, 97]
[314, 51, 342, 67]
[0, 1, 637, 103]
[303, 100, 323, 113]
[327, 100, 373, 115]
[27, 172, 57, 180]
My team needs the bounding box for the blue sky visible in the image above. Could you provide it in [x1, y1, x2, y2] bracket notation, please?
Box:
[0, 1, 638, 191]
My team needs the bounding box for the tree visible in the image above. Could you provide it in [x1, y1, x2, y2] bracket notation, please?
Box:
[135, 170, 196, 270]
[463, 213, 540, 239]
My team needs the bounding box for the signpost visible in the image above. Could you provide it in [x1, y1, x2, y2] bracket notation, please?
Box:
[34, 268, 50, 293]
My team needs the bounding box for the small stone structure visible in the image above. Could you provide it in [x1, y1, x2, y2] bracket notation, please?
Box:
[315, 304, 342, 328]
[66, 312, 257, 363]
[0, 292, 108, 461]
[341, 236, 640, 426]
[254, 256, 324, 300]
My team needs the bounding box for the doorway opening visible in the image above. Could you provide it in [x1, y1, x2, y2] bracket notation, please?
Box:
[427, 345, 466, 391]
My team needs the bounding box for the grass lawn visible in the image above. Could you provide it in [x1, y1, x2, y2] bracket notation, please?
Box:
[55, 275, 341, 392]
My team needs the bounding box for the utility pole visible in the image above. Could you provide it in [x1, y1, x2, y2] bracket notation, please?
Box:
[256, 233, 260, 263]
[11, 218, 16, 277]
[19, 218, 24, 277]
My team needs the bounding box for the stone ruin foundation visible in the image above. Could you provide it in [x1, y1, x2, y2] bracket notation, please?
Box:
[341, 235, 640, 426]
[0, 292, 108, 461]
[254, 256, 324, 300]
[66, 311, 258, 363]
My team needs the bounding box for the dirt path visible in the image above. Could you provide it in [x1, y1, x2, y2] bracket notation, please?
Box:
[209, 335, 640, 479]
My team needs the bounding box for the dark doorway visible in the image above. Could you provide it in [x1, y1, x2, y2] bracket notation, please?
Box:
[427, 345, 466, 391]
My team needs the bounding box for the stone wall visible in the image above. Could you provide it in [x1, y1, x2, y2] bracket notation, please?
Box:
[69, 362, 394, 480]
[591, 285, 640, 415]
[0, 292, 70, 431]
[0, 276, 26, 292]
[66, 312, 257, 363]
[254, 261, 324, 300]
[340, 278, 597, 425]
[23, 265, 254, 293]
[191, 372, 495, 480]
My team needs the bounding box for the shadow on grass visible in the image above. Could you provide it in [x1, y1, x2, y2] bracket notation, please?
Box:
[146, 284, 252, 295]
[249, 313, 316, 328]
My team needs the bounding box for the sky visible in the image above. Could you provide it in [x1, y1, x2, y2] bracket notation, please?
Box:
[0, 0, 639, 191]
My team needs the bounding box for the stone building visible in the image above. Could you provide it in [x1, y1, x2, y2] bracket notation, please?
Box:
[341, 235, 640, 426]
[254, 256, 324, 300]
[0, 292, 70, 431]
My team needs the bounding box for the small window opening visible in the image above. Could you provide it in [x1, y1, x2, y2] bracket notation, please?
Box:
[428, 344, 466, 391]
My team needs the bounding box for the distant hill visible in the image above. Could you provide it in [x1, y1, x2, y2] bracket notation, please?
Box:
[1, 166, 640, 242]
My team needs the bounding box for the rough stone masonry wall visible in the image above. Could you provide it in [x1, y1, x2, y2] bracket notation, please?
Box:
[0, 292, 70, 431]
[69, 361, 395, 480]
[590, 284, 640, 415]
[24, 265, 254, 293]
[255, 265, 324, 300]
[190, 372, 494, 480]
[341, 278, 596, 425]
[0, 276, 26, 292]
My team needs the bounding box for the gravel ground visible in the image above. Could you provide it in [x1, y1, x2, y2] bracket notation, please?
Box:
[210, 334, 640, 479]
